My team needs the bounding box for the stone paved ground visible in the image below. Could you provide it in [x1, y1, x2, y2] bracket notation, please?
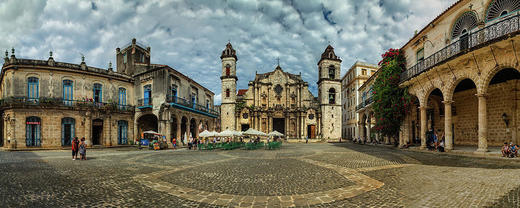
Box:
[0, 143, 519, 207]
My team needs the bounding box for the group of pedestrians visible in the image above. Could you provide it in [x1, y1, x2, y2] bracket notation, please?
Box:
[186, 137, 220, 150]
[502, 142, 519, 158]
[71, 137, 87, 160]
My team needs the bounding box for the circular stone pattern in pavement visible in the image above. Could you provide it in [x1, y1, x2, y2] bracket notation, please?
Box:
[159, 158, 354, 196]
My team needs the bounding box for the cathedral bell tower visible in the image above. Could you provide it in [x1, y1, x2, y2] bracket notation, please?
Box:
[317, 45, 342, 141]
[220, 42, 238, 130]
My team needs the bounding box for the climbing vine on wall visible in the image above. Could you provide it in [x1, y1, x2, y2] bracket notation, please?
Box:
[372, 48, 412, 141]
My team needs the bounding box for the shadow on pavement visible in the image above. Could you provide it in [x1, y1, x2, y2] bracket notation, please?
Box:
[331, 142, 520, 169]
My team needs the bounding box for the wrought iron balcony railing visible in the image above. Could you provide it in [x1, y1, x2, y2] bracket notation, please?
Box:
[0, 97, 135, 112]
[364, 97, 374, 106]
[356, 102, 365, 111]
[137, 98, 153, 108]
[167, 95, 219, 117]
[400, 13, 520, 83]
[356, 97, 374, 111]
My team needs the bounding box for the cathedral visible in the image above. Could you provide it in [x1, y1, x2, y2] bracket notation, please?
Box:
[219, 43, 341, 141]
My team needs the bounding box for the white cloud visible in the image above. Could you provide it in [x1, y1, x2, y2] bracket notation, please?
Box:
[0, 0, 457, 105]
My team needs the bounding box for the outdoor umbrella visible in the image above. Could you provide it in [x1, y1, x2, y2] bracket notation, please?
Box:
[243, 128, 267, 136]
[143, 130, 159, 135]
[268, 130, 284, 137]
[233, 130, 244, 137]
[217, 129, 235, 137]
[199, 130, 212, 137]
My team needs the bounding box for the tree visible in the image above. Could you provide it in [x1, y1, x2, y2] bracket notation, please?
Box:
[372, 49, 411, 145]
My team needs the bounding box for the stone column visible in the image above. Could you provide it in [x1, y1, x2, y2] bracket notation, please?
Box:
[87, 115, 93, 147]
[166, 120, 172, 148]
[107, 116, 112, 146]
[366, 118, 371, 143]
[443, 100, 453, 151]
[420, 106, 427, 149]
[195, 119, 199, 139]
[187, 118, 191, 139]
[176, 119, 182, 145]
[360, 121, 365, 142]
[477, 94, 488, 152]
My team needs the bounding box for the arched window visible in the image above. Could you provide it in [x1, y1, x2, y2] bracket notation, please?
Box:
[61, 117, 75, 146]
[226, 89, 230, 97]
[27, 77, 39, 100]
[328, 88, 336, 104]
[225, 64, 231, 76]
[118, 87, 126, 107]
[451, 11, 478, 39]
[118, 120, 128, 145]
[26, 116, 41, 147]
[328, 65, 335, 79]
[485, 0, 520, 22]
[93, 83, 102, 103]
[63, 80, 73, 106]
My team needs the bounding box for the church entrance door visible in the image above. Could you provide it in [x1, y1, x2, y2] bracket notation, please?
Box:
[307, 125, 316, 138]
[273, 118, 285, 135]
[241, 124, 250, 132]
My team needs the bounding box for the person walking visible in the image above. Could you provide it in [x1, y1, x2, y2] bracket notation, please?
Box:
[71, 137, 79, 160]
[305, 137, 308, 144]
[172, 138, 177, 150]
[79, 137, 87, 160]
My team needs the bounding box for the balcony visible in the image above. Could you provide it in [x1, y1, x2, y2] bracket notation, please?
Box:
[364, 97, 373, 106]
[400, 13, 520, 83]
[0, 97, 135, 113]
[167, 95, 219, 118]
[356, 97, 374, 111]
[356, 102, 364, 111]
[137, 98, 153, 109]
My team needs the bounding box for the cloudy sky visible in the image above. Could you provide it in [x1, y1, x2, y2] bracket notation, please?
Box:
[0, 0, 456, 104]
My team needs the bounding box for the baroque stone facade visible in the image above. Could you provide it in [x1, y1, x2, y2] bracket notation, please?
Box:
[398, 0, 520, 152]
[0, 39, 218, 149]
[219, 43, 342, 141]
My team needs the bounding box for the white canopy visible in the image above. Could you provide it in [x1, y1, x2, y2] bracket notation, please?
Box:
[233, 130, 244, 136]
[268, 130, 284, 137]
[143, 130, 160, 135]
[243, 128, 267, 136]
[199, 130, 213, 137]
[217, 129, 235, 137]
[210, 131, 218, 136]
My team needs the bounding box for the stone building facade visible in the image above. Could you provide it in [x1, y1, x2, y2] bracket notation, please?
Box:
[341, 61, 378, 140]
[219, 43, 342, 141]
[398, 0, 520, 152]
[0, 39, 218, 149]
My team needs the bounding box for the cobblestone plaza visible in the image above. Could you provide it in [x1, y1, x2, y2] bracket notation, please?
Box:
[1, 143, 519, 207]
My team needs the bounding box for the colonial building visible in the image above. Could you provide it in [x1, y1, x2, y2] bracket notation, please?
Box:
[0, 38, 218, 149]
[341, 61, 378, 140]
[398, 0, 520, 152]
[219, 43, 342, 141]
[355, 70, 384, 143]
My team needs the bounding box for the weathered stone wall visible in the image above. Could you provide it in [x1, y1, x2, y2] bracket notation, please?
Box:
[3, 109, 134, 149]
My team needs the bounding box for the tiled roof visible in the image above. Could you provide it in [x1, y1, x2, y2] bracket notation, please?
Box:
[237, 89, 248, 96]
